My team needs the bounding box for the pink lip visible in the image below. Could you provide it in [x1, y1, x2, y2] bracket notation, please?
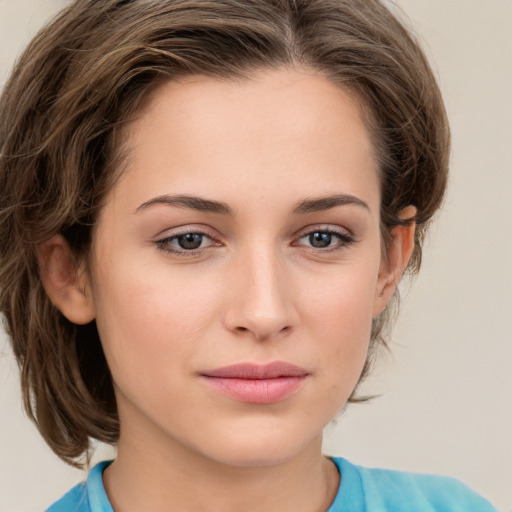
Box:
[200, 362, 309, 404]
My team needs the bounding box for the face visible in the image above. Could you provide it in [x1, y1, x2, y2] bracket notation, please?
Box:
[85, 68, 394, 467]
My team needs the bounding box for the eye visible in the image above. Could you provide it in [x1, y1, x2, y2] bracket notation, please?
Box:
[155, 230, 218, 255]
[296, 228, 355, 251]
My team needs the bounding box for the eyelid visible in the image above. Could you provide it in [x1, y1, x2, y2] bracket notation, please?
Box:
[154, 223, 217, 239]
[293, 223, 355, 240]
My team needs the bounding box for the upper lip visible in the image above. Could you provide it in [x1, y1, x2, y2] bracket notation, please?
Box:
[200, 361, 308, 379]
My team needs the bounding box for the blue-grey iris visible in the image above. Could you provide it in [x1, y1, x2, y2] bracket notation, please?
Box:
[310, 232, 332, 248]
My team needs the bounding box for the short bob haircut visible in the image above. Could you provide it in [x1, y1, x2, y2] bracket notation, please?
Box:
[0, 0, 449, 467]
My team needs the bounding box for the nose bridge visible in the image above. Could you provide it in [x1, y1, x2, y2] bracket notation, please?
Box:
[224, 238, 297, 340]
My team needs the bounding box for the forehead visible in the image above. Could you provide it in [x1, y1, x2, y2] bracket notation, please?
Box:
[106, 67, 380, 217]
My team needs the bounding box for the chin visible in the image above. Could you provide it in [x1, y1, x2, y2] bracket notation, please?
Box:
[193, 423, 323, 469]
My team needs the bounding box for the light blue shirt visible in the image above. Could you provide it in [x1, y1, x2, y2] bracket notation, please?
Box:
[46, 457, 498, 511]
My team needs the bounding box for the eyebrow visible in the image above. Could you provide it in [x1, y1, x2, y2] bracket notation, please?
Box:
[136, 194, 233, 215]
[292, 194, 370, 214]
[135, 193, 369, 215]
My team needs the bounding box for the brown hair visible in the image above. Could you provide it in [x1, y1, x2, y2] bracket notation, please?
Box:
[0, 0, 450, 467]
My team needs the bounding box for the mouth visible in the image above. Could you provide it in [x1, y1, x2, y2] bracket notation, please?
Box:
[199, 361, 309, 404]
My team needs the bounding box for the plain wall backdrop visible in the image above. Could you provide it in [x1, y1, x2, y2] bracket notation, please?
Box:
[0, 1, 510, 511]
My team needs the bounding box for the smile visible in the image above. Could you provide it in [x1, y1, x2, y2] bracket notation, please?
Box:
[200, 362, 309, 404]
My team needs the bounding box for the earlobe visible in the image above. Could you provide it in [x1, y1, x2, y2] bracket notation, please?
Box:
[37, 234, 96, 325]
[373, 206, 417, 317]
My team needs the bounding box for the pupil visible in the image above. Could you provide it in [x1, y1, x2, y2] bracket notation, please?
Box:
[178, 233, 203, 250]
[310, 232, 331, 248]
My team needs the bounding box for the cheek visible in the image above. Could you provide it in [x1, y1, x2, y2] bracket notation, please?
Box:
[91, 257, 224, 375]
[300, 256, 379, 333]
[296, 258, 380, 385]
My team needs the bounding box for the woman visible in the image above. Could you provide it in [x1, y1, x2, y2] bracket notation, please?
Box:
[0, 0, 498, 510]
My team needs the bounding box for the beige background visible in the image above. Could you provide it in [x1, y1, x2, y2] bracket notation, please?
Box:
[0, 1, 510, 510]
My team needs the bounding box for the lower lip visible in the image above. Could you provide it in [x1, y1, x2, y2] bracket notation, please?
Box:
[201, 376, 307, 404]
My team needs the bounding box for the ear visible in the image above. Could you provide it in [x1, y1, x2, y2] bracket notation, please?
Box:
[37, 234, 96, 325]
[373, 206, 417, 317]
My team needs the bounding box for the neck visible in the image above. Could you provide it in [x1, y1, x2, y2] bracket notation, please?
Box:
[103, 425, 339, 512]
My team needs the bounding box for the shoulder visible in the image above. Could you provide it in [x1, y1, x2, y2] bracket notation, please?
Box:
[45, 460, 113, 512]
[330, 457, 498, 512]
[356, 465, 497, 512]
[45, 482, 90, 512]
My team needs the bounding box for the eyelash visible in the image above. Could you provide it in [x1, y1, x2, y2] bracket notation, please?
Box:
[154, 227, 356, 257]
[294, 228, 355, 253]
[155, 228, 219, 256]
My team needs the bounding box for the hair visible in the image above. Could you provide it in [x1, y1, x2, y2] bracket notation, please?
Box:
[0, 0, 449, 467]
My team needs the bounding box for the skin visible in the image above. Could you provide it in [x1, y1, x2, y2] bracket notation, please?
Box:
[38, 67, 416, 512]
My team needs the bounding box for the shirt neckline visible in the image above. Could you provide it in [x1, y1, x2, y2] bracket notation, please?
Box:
[86, 457, 362, 512]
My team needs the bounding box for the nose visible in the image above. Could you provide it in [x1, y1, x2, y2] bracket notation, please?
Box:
[223, 245, 299, 341]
